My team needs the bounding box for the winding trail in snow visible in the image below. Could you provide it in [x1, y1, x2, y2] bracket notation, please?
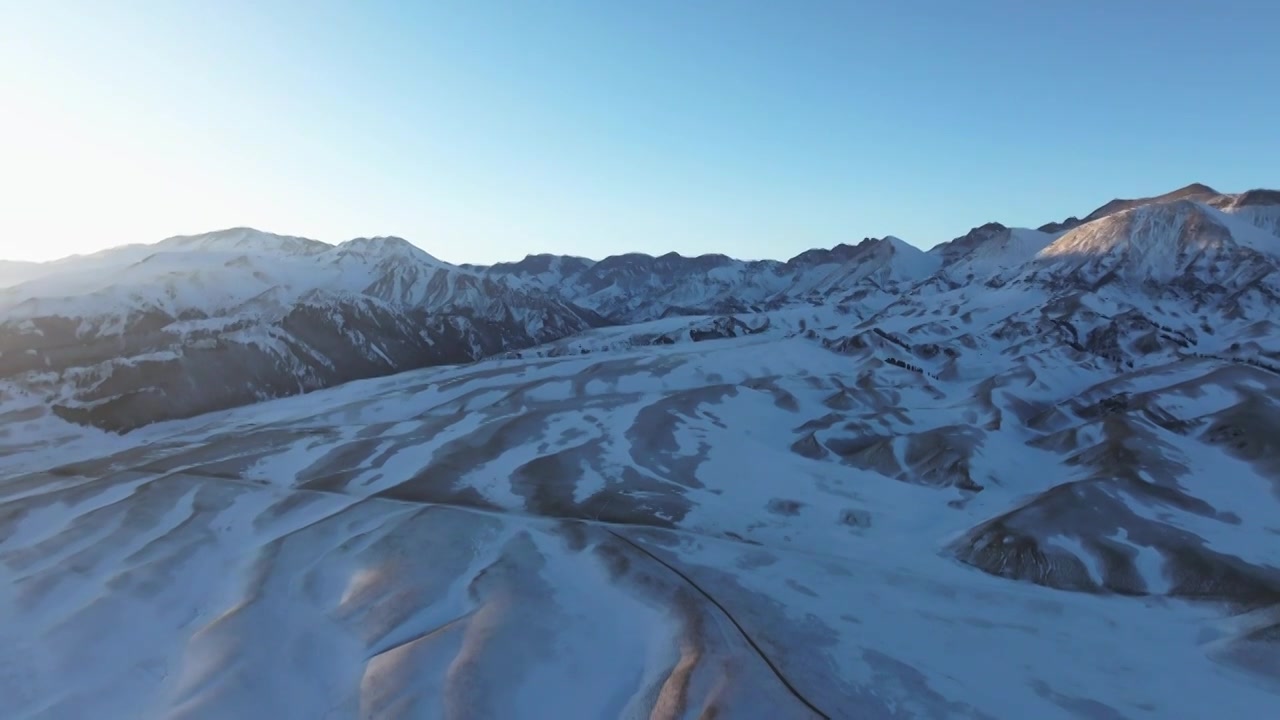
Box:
[605, 529, 832, 720]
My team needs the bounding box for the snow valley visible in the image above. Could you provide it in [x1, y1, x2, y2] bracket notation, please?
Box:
[2, 183, 1279, 718]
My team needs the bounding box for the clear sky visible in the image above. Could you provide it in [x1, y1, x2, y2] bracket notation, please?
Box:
[1, 0, 1277, 264]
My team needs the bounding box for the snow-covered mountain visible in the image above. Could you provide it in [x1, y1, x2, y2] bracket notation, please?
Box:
[784, 236, 940, 303]
[479, 250, 783, 321]
[0, 228, 605, 431]
[3, 186, 1278, 433]
[1035, 200, 1276, 280]
[477, 236, 944, 323]
[3, 183, 1280, 718]
[922, 222, 1059, 289]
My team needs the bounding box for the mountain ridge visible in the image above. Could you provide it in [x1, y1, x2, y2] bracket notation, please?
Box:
[1, 183, 1277, 433]
[4, 182, 1257, 268]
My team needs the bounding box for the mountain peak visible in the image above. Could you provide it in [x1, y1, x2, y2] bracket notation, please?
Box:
[1225, 189, 1280, 208]
[1082, 183, 1222, 224]
[1031, 198, 1257, 283]
[1037, 217, 1081, 234]
[1176, 182, 1219, 195]
[786, 243, 860, 267]
[336, 236, 443, 264]
[850, 235, 915, 253]
[833, 235, 939, 282]
[882, 235, 917, 252]
[157, 227, 329, 256]
[929, 222, 1011, 265]
[1035, 184, 1223, 235]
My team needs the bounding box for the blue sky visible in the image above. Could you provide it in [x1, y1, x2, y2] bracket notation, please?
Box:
[1, 0, 1276, 263]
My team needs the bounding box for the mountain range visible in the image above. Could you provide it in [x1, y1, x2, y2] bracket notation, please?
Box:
[4, 182, 1276, 434]
[1, 183, 1279, 718]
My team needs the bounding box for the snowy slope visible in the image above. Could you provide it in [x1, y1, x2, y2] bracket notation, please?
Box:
[2, 319, 1278, 719]
[3, 183, 1280, 717]
[782, 236, 939, 303]
[1212, 189, 1280, 238]
[1035, 182, 1223, 233]
[934, 227, 1058, 285]
[1027, 200, 1280, 298]
[470, 253, 598, 293]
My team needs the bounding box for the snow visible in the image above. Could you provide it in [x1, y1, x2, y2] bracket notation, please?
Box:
[1149, 380, 1245, 420]
[4, 310, 1279, 717]
[1031, 199, 1278, 287]
[1121, 531, 1171, 595]
[1049, 534, 1106, 586]
[951, 227, 1056, 278]
[885, 235, 944, 278]
[4, 185, 1280, 716]
[1222, 203, 1280, 239]
[1209, 203, 1280, 256]
[157, 227, 331, 256]
[0, 229, 486, 324]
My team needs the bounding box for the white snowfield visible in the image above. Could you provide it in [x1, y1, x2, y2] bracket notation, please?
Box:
[2, 185, 1280, 718]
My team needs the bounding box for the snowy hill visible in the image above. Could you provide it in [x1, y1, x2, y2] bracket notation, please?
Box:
[924, 223, 1059, 289]
[783, 236, 939, 303]
[1038, 182, 1280, 236]
[3, 184, 1280, 717]
[1031, 199, 1279, 288]
[0, 228, 604, 430]
[3, 298, 1278, 718]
